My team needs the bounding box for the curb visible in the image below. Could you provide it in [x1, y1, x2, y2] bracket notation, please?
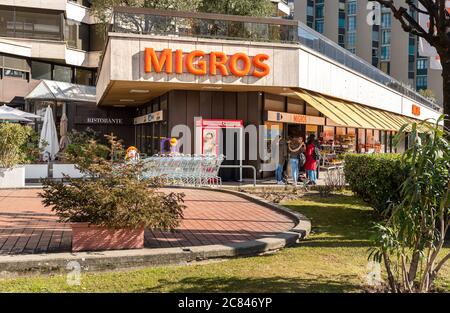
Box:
[0, 188, 311, 276]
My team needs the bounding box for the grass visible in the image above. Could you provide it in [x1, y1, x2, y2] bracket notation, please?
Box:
[0, 191, 449, 293]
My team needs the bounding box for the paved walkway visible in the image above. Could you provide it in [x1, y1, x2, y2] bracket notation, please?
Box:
[0, 188, 295, 255]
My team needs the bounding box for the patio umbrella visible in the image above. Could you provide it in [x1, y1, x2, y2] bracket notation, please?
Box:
[40, 106, 60, 161]
[0, 113, 31, 122]
[59, 112, 70, 151]
[0, 104, 41, 119]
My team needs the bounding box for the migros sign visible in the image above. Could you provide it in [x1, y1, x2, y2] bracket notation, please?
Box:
[144, 48, 270, 78]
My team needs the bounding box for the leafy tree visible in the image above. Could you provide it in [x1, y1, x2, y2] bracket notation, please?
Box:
[369, 115, 450, 292]
[90, 0, 274, 25]
[0, 123, 43, 168]
[198, 0, 274, 17]
[373, 1, 449, 130]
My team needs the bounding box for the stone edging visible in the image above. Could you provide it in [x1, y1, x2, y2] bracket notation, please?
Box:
[0, 187, 311, 276]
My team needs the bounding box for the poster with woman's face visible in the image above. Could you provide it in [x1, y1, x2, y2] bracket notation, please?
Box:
[202, 129, 217, 155]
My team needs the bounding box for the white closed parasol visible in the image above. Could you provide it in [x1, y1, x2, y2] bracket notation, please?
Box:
[40, 106, 60, 161]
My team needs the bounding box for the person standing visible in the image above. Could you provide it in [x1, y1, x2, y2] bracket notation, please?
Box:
[275, 136, 287, 184]
[288, 137, 303, 186]
[305, 134, 318, 185]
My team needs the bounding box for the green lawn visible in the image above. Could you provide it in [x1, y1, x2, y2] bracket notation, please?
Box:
[0, 192, 449, 293]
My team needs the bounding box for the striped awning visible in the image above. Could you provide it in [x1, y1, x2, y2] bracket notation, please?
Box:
[293, 88, 428, 132]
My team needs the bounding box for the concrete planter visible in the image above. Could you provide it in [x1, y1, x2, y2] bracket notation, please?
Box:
[24, 164, 48, 180]
[53, 164, 84, 179]
[71, 223, 144, 252]
[0, 166, 25, 188]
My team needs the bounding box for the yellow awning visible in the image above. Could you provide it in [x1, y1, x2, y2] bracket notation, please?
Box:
[292, 88, 423, 132]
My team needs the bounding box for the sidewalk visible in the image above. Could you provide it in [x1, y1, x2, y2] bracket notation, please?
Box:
[0, 188, 296, 255]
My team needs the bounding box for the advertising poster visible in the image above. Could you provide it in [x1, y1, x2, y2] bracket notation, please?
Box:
[202, 128, 218, 156]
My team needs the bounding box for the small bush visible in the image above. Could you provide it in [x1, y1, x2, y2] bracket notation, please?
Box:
[0, 123, 42, 168]
[40, 135, 185, 230]
[65, 128, 109, 161]
[344, 154, 408, 214]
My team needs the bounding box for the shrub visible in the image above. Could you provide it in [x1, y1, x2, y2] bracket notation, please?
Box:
[65, 128, 109, 161]
[344, 153, 408, 214]
[40, 134, 185, 230]
[0, 123, 41, 168]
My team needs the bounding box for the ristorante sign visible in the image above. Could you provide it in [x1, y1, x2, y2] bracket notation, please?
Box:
[144, 48, 270, 78]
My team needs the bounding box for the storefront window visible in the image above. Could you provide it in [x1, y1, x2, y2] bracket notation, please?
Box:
[322, 126, 334, 143]
[31, 61, 51, 80]
[380, 130, 386, 153]
[346, 128, 357, 153]
[374, 130, 381, 153]
[366, 129, 375, 153]
[358, 128, 366, 153]
[53, 65, 73, 83]
[306, 125, 318, 139]
[263, 122, 282, 166]
[335, 127, 346, 144]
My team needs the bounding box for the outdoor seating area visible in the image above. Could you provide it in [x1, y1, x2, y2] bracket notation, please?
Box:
[142, 154, 225, 187]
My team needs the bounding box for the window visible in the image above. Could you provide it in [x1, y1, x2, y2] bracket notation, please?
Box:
[315, 20, 324, 33]
[31, 61, 52, 80]
[4, 69, 27, 79]
[381, 13, 391, 28]
[315, 2, 324, 19]
[14, 7, 63, 40]
[53, 65, 73, 83]
[417, 58, 427, 70]
[65, 20, 90, 51]
[381, 30, 391, 45]
[347, 1, 357, 15]
[416, 76, 427, 90]
[347, 32, 356, 48]
[75, 68, 93, 85]
[381, 46, 390, 60]
[347, 16, 356, 31]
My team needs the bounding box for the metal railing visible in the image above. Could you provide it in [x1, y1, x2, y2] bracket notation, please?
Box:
[110, 7, 441, 112]
[219, 164, 257, 187]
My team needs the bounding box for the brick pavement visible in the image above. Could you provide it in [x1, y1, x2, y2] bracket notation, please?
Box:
[0, 188, 295, 254]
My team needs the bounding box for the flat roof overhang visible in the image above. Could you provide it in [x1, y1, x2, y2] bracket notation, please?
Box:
[96, 32, 301, 107]
[99, 81, 297, 107]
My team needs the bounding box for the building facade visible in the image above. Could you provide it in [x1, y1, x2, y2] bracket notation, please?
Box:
[293, 0, 443, 105]
[0, 0, 101, 107]
[0, 3, 443, 180]
[95, 7, 440, 178]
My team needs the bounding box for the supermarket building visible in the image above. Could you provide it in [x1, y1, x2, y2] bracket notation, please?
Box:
[94, 7, 441, 178]
[0, 5, 443, 180]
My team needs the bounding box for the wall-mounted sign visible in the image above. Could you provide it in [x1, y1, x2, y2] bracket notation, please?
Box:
[196, 119, 244, 128]
[134, 110, 164, 125]
[144, 48, 270, 78]
[75, 117, 132, 125]
[412, 104, 421, 117]
[266, 111, 325, 126]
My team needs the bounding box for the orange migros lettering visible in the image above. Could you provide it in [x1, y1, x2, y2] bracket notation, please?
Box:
[144, 48, 172, 74]
[144, 49, 270, 78]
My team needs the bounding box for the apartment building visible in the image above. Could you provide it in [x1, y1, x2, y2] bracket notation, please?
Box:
[0, 0, 103, 107]
[293, 0, 443, 104]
